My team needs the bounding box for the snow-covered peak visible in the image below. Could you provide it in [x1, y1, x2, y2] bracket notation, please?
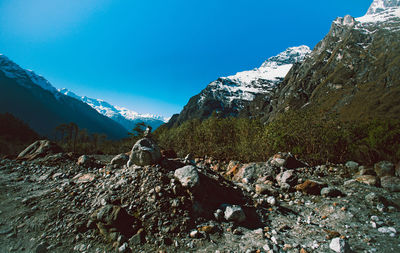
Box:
[226, 45, 310, 85]
[58, 88, 168, 124]
[366, 0, 400, 15]
[356, 0, 400, 23]
[201, 46, 311, 104]
[0, 54, 58, 94]
[260, 45, 311, 68]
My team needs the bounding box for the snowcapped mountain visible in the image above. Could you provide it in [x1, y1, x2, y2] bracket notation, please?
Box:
[58, 88, 166, 131]
[0, 54, 59, 95]
[168, 46, 311, 126]
[0, 54, 128, 139]
[356, 0, 400, 25]
[202, 46, 311, 104]
[240, 0, 400, 123]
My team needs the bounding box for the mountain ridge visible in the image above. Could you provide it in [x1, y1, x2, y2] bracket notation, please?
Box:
[240, 0, 400, 122]
[167, 45, 311, 126]
[0, 54, 129, 139]
[58, 88, 166, 131]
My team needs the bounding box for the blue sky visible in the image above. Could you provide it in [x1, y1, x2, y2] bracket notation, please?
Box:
[0, 0, 372, 118]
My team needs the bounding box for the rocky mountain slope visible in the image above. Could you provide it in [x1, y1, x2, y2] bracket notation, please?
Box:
[0, 54, 128, 139]
[58, 88, 166, 131]
[168, 46, 311, 126]
[241, 0, 400, 122]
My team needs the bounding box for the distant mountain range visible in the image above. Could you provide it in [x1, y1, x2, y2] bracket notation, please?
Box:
[58, 88, 166, 131]
[0, 54, 164, 139]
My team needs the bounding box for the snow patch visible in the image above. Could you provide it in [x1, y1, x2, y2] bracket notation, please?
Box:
[199, 46, 311, 105]
[0, 54, 58, 95]
[59, 88, 168, 125]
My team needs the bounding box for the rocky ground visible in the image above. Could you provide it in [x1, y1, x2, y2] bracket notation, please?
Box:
[0, 140, 400, 253]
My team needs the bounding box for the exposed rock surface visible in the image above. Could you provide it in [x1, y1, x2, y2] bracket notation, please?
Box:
[17, 140, 62, 161]
[174, 165, 200, 188]
[110, 154, 129, 167]
[127, 138, 161, 167]
[374, 161, 395, 178]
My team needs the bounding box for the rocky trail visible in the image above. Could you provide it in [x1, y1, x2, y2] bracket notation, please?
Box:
[0, 139, 400, 252]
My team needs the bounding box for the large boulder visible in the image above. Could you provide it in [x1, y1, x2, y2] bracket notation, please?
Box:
[127, 138, 161, 167]
[17, 140, 62, 161]
[374, 161, 395, 178]
[276, 169, 297, 186]
[90, 205, 140, 243]
[380, 176, 400, 192]
[110, 153, 129, 167]
[269, 153, 307, 169]
[174, 165, 200, 188]
[77, 155, 97, 168]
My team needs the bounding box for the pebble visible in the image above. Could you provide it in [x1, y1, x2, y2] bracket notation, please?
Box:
[118, 242, 129, 252]
[190, 230, 199, 238]
[267, 196, 276, 206]
[378, 227, 396, 234]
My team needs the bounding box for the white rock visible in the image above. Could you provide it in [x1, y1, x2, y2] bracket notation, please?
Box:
[224, 205, 246, 223]
[174, 165, 200, 188]
[118, 242, 128, 252]
[263, 243, 271, 251]
[378, 227, 396, 234]
[267, 196, 276, 206]
[190, 230, 199, 238]
[330, 238, 351, 253]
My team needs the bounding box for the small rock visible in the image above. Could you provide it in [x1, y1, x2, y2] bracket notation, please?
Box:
[329, 237, 351, 253]
[129, 228, 145, 245]
[380, 176, 400, 192]
[395, 161, 400, 177]
[266, 196, 276, 206]
[198, 225, 215, 234]
[190, 230, 199, 238]
[77, 155, 95, 167]
[174, 165, 200, 188]
[255, 184, 270, 195]
[224, 205, 246, 223]
[118, 242, 129, 252]
[35, 242, 49, 253]
[295, 180, 327, 195]
[365, 192, 389, 206]
[355, 175, 377, 186]
[276, 170, 297, 186]
[74, 173, 96, 184]
[263, 243, 271, 251]
[345, 161, 359, 173]
[374, 161, 395, 178]
[378, 227, 396, 234]
[214, 209, 224, 221]
[321, 187, 344, 197]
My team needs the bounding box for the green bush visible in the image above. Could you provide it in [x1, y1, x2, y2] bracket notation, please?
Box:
[154, 110, 400, 165]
